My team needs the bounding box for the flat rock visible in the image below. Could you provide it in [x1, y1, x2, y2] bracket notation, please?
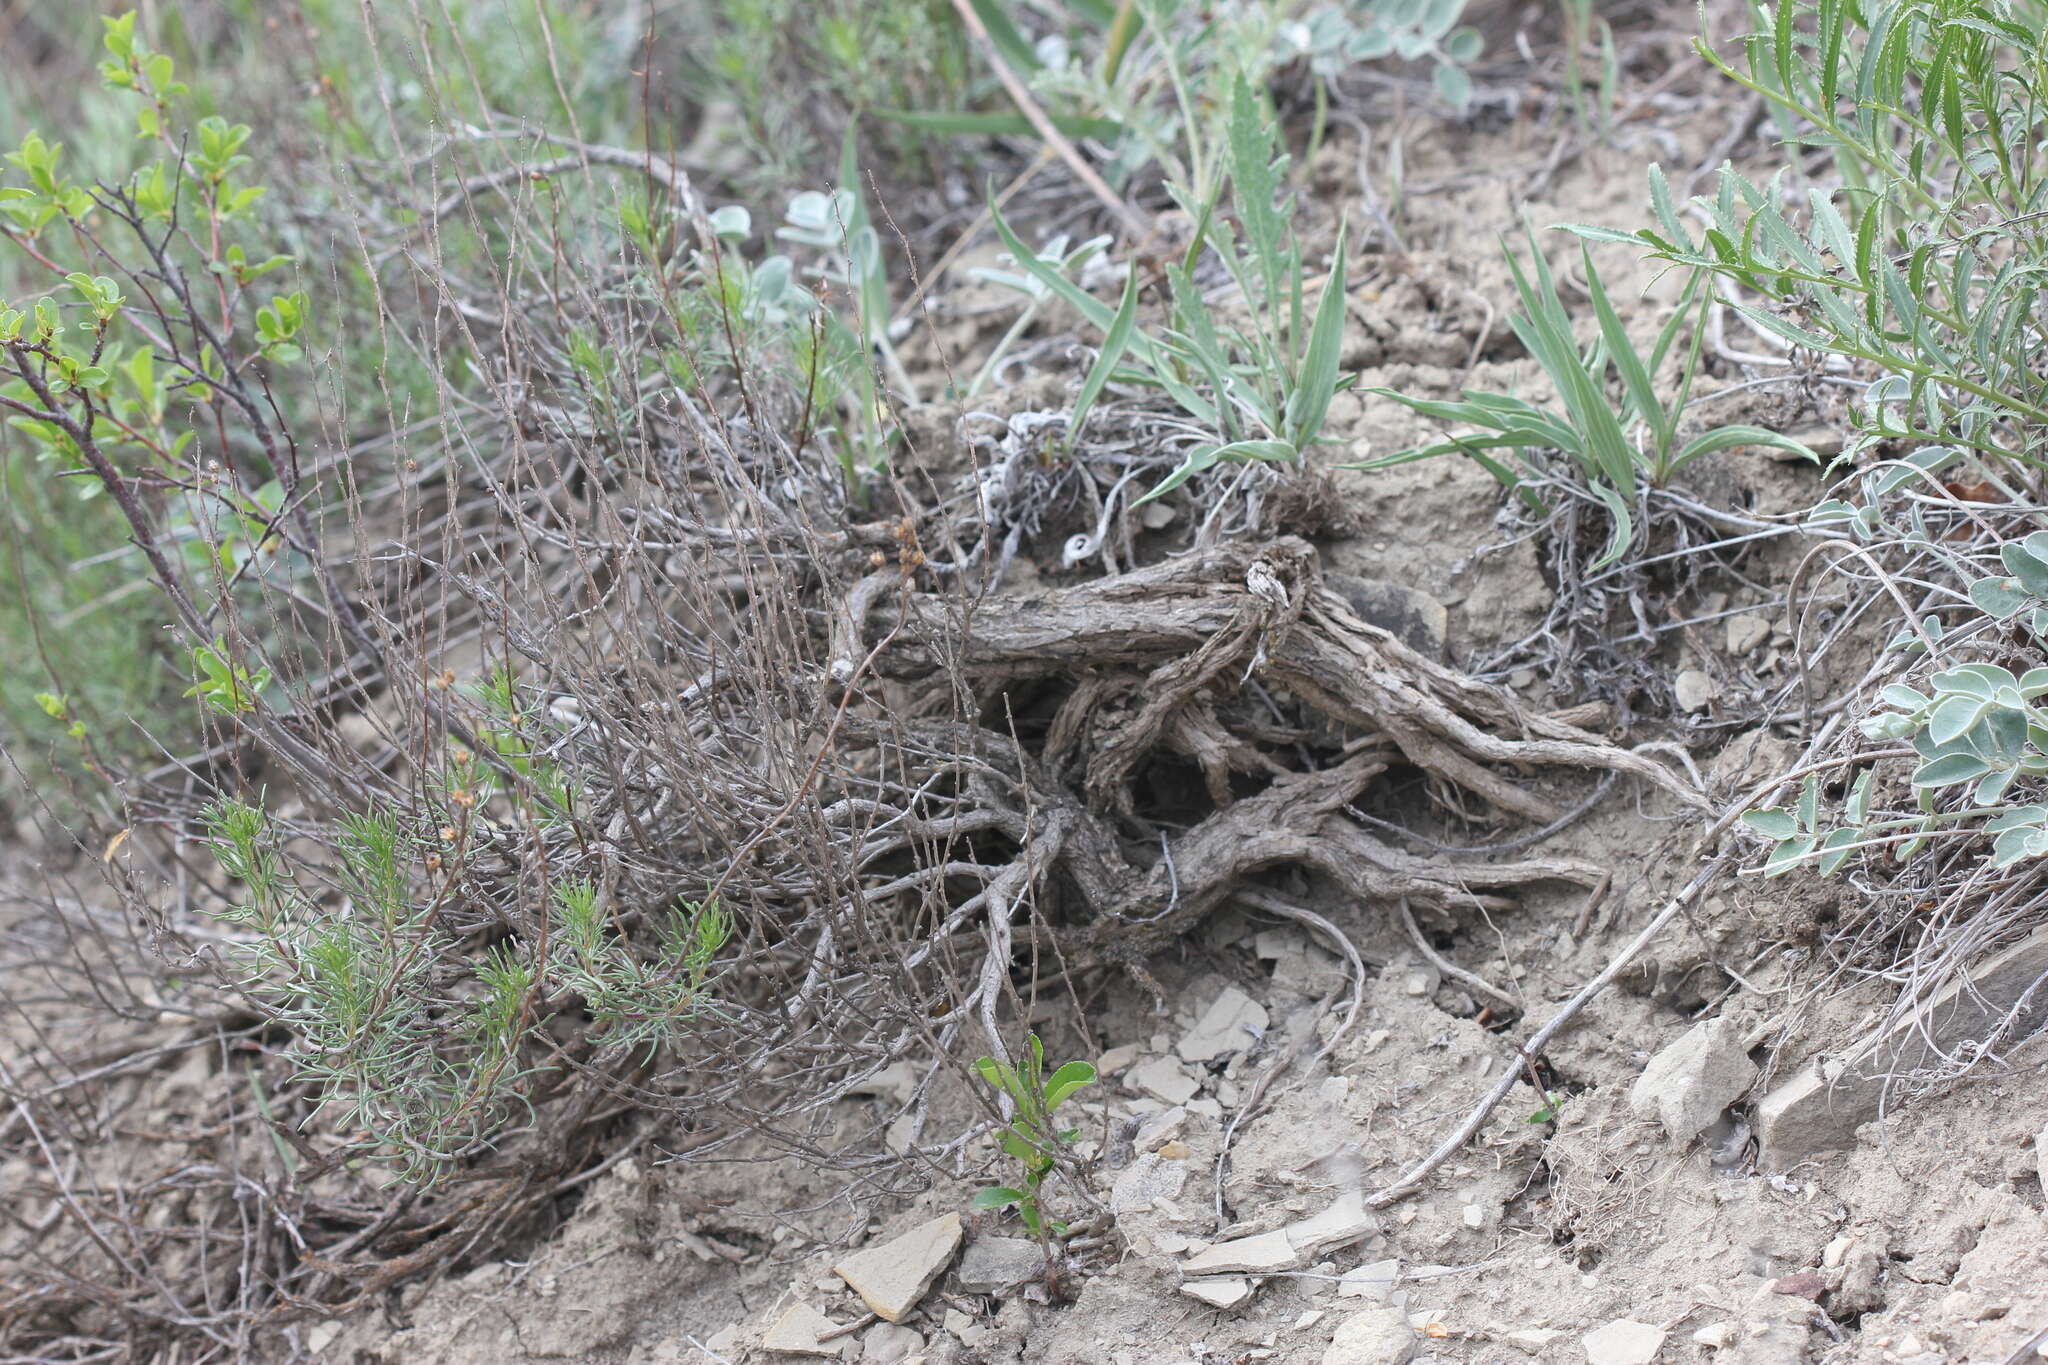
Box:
[1583, 1319, 1665, 1365]
[1285, 1191, 1377, 1259]
[955, 1235, 1042, 1294]
[762, 1303, 846, 1357]
[1327, 573, 1449, 658]
[1338, 1258, 1400, 1301]
[1757, 926, 2048, 1166]
[1129, 1056, 1202, 1105]
[1183, 1229, 1301, 1276]
[833, 1213, 962, 1324]
[1177, 987, 1269, 1063]
[1109, 1151, 1190, 1213]
[1503, 1327, 1565, 1350]
[1630, 1018, 1758, 1141]
[1321, 1307, 1417, 1365]
[861, 1322, 924, 1363]
[1181, 1276, 1255, 1310]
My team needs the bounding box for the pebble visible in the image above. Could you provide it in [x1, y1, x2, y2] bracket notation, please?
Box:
[1691, 1321, 1737, 1349]
[1177, 986, 1269, 1063]
[1675, 668, 1719, 712]
[1129, 1056, 1202, 1106]
[1135, 1107, 1188, 1151]
[1726, 614, 1770, 655]
[1321, 1307, 1417, 1365]
[1582, 1319, 1664, 1365]
[861, 1323, 924, 1363]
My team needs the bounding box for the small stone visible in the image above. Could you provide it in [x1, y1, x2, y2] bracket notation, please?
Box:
[1582, 1319, 1664, 1365]
[1097, 1044, 1143, 1075]
[832, 1213, 963, 1324]
[1822, 1236, 1851, 1269]
[307, 1322, 342, 1354]
[1691, 1321, 1737, 1349]
[955, 1236, 1043, 1294]
[1726, 614, 1770, 655]
[1503, 1328, 1564, 1350]
[1158, 1140, 1192, 1160]
[1110, 1152, 1189, 1212]
[1629, 1019, 1758, 1141]
[1338, 1259, 1399, 1301]
[1771, 1271, 1825, 1301]
[1135, 1107, 1188, 1151]
[1327, 574, 1450, 658]
[1139, 500, 1178, 530]
[1461, 1205, 1484, 1229]
[1284, 1192, 1378, 1259]
[1129, 1056, 1202, 1106]
[762, 1304, 846, 1357]
[1321, 1307, 1417, 1365]
[1188, 1098, 1224, 1120]
[1183, 1229, 1301, 1276]
[1181, 1276, 1254, 1310]
[942, 1310, 973, 1340]
[1295, 1311, 1326, 1331]
[862, 1323, 925, 1363]
[1177, 987, 1270, 1063]
[1675, 669, 1719, 713]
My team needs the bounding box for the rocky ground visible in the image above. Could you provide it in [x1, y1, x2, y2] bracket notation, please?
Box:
[10, 10, 2048, 1365]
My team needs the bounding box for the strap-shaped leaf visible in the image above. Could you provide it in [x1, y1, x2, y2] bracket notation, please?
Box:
[1069, 266, 1140, 449]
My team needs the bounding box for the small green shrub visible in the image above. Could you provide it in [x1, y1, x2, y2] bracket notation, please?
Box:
[1351, 231, 1815, 568]
[971, 1033, 1097, 1238]
[990, 73, 1353, 501]
[1571, 0, 2048, 474]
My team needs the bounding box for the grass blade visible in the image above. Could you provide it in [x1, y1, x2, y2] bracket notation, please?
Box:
[1068, 265, 1140, 448]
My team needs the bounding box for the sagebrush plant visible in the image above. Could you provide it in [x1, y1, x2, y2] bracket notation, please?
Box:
[971, 0, 1482, 197]
[991, 73, 1352, 501]
[972, 1033, 1098, 1238]
[202, 755, 729, 1181]
[1574, 0, 2048, 474]
[1352, 230, 1815, 568]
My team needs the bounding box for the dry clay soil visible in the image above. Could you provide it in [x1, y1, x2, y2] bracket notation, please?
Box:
[11, 36, 2048, 1365]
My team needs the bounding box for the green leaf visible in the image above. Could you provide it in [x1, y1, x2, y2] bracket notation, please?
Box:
[875, 108, 1124, 142]
[1911, 753, 1992, 787]
[1815, 828, 1859, 876]
[966, 0, 1043, 74]
[1069, 267, 1140, 448]
[1586, 482, 1635, 571]
[973, 1186, 1027, 1209]
[1741, 808, 1800, 840]
[1763, 835, 1816, 876]
[1042, 1060, 1097, 1109]
[1433, 61, 1472, 109]
[1671, 424, 1820, 469]
[1926, 694, 1986, 747]
[1284, 221, 1348, 449]
[2002, 542, 2048, 597]
[1971, 576, 2031, 619]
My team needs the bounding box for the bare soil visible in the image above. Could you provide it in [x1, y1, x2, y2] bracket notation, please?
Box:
[7, 12, 2045, 1365]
